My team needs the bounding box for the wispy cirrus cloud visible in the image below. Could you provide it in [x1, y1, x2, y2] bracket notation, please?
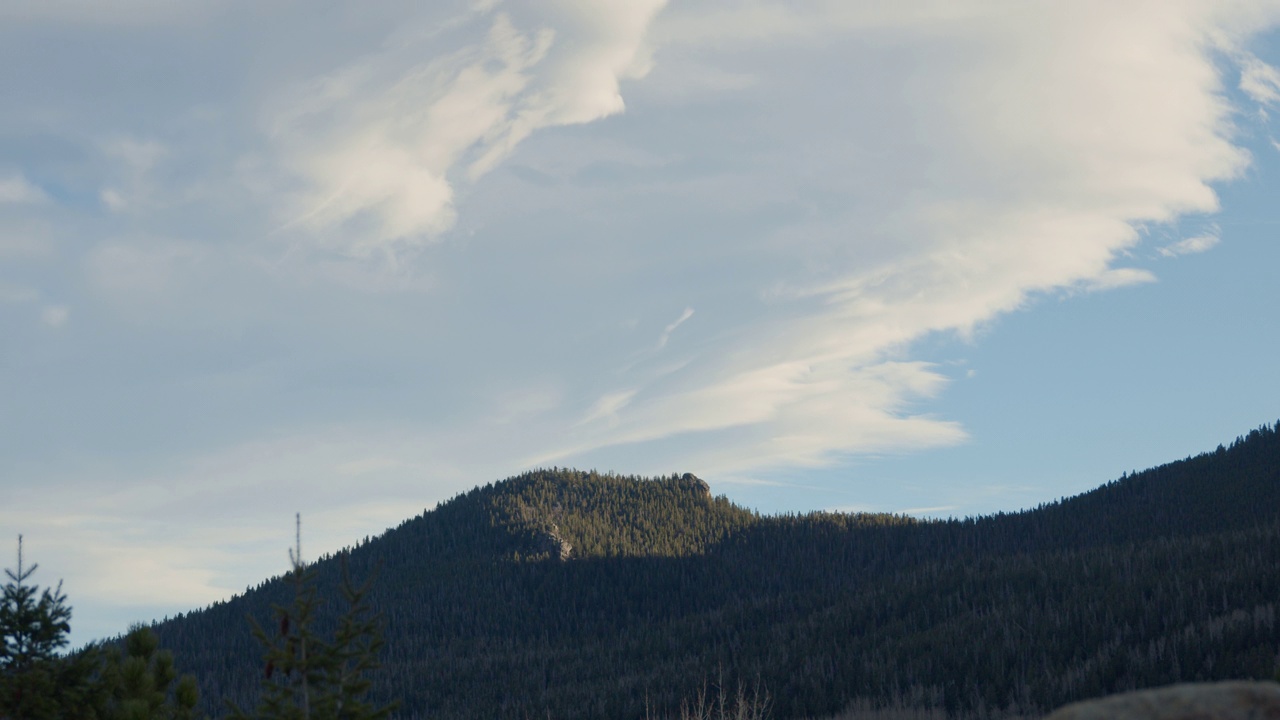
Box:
[1160, 232, 1222, 257]
[516, 0, 1267, 479]
[271, 1, 666, 256]
[1239, 52, 1280, 105]
[655, 307, 693, 349]
[4, 0, 1280, 647]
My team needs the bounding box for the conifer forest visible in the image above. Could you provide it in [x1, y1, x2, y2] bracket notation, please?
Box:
[5, 422, 1280, 719]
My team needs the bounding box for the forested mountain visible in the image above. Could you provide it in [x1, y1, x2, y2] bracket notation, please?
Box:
[145, 423, 1280, 719]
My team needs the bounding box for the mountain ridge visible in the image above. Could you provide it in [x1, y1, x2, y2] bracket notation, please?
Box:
[144, 422, 1280, 719]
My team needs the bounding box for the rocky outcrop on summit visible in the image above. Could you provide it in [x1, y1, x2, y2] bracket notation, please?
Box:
[680, 473, 711, 499]
[1043, 681, 1280, 720]
[534, 525, 573, 561]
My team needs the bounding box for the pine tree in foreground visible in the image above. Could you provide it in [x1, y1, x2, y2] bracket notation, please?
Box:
[98, 625, 201, 720]
[0, 535, 98, 719]
[228, 515, 395, 720]
[1, 536, 201, 720]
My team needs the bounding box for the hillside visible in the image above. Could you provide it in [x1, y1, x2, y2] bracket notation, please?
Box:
[148, 424, 1280, 719]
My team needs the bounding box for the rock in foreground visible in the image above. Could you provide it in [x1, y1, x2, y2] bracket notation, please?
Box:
[1044, 681, 1280, 720]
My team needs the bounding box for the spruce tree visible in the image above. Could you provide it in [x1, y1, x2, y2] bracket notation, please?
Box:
[1, 536, 202, 720]
[228, 516, 394, 720]
[98, 625, 201, 720]
[323, 564, 391, 720]
[0, 535, 98, 719]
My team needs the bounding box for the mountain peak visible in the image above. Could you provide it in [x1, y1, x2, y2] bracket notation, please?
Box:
[471, 468, 749, 561]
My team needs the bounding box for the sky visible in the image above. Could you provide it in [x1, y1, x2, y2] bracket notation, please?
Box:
[2, 0, 1280, 646]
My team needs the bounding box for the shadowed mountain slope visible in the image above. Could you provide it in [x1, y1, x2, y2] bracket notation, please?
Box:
[147, 424, 1280, 719]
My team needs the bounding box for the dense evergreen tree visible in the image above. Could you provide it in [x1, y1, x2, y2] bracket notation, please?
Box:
[0, 536, 98, 719]
[0, 538, 202, 720]
[144, 424, 1280, 719]
[98, 626, 201, 720]
[227, 516, 394, 720]
[0, 538, 69, 670]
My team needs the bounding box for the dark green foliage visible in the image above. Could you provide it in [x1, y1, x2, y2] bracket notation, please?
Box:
[150, 425, 1280, 719]
[0, 538, 70, 670]
[0, 536, 99, 719]
[322, 564, 393, 720]
[98, 626, 201, 720]
[0, 538, 202, 720]
[227, 516, 394, 720]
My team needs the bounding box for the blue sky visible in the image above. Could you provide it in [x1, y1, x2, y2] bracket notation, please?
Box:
[3, 0, 1280, 645]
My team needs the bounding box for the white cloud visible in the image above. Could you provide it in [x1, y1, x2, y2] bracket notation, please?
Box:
[7, 2, 1272, 484]
[6, 0, 1280, 644]
[1079, 267, 1158, 292]
[897, 505, 959, 517]
[655, 307, 693, 349]
[0, 172, 48, 205]
[1160, 232, 1222, 257]
[0, 427, 484, 643]
[100, 188, 127, 212]
[1240, 52, 1280, 105]
[271, 0, 667, 256]
[579, 389, 637, 426]
[508, 0, 1270, 478]
[103, 137, 166, 171]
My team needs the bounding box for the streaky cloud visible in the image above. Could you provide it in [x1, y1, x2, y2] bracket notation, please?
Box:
[1159, 232, 1222, 257]
[656, 307, 694, 349]
[271, 1, 667, 256]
